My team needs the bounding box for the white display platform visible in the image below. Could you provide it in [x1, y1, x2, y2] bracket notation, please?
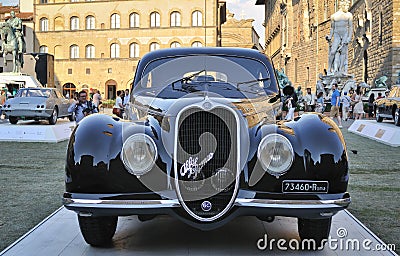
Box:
[0, 119, 75, 143]
[348, 120, 400, 147]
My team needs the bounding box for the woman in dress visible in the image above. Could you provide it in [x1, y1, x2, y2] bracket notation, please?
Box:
[352, 86, 364, 120]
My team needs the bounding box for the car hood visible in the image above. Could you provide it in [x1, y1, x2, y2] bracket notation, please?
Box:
[131, 92, 280, 126]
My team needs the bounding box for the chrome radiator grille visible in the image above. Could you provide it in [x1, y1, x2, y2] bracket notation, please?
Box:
[175, 107, 239, 221]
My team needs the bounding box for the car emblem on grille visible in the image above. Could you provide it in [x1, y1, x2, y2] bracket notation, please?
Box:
[201, 201, 212, 212]
[180, 152, 214, 179]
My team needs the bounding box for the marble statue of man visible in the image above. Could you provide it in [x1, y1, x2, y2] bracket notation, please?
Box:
[7, 11, 25, 54]
[326, 0, 353, 75]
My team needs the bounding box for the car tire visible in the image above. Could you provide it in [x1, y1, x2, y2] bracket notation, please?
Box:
[48, 108, 58, 125]
[78, 215, 118, 247]
[68, 111, 75, 121]
[394, 109, 400, 126]
[9, 116, 18, 124]
[297, 217, 332, 250]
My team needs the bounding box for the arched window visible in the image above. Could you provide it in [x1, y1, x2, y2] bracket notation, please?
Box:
[150, 12, 160, 27]
[86, 15, 95, 29]
[70, 44, 79, 58]
[170, 41, 181, 48]
[170, 11, 181, 27]
[39, 45, 48, 53]
[40, 18, 48, 32]
[191, 41, 203, 47]
[149, 42, 160, 51]
[130, 12, 140, 28]
[192, 11, 202, 26]
[130, 43, 139, 58]
[70, 16, 79, 30]
[110, 13, 120, 29]
[110, 43, 120, 58]
[85, 44, 95, 58]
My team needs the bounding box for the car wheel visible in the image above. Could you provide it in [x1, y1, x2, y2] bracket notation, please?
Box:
[9, 116, 18, 124]
[69, 111, 76, 121]
[78, 215, 118, 247]
[297, 217, 332, 250]
[376, 112, 383, 122]
[48, 108, 58, 125]
[395, 109, 400, 126]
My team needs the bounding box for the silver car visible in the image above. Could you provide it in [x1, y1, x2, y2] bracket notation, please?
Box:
[2, 88, 75, 125]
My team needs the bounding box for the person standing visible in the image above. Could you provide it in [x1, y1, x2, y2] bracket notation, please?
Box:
[352, 87, 364, 120]
[367, 93, 375, 119]
[123, 89, 130, 106]
[68, 90, 98, 124]
[113, 90, 124, 118]
[330, 84, 342, 128]
[341, 91, 351, 121]
[315, 92, 325, 113]
[92, 89, 102, 110]
[304, 88, 316, 112]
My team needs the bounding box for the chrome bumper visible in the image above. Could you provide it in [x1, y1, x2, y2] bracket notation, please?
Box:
[63, 197, 350, 210]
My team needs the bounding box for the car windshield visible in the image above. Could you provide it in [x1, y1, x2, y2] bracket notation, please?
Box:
[137, 55, 274, 99]
[16, 89, 51, 98]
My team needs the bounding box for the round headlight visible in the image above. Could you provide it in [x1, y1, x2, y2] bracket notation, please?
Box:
[121, 134, 157, 176]
[257, 134, 294, 178]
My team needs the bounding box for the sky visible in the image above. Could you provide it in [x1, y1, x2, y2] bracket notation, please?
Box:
[0, 0, 265, 45]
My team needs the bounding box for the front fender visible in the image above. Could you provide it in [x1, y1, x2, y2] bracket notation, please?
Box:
[250, 113, 349, 193]
[65, 114, 156, 193]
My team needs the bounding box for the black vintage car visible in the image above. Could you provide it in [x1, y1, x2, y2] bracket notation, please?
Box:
[63, 48, 350, 248]
[375, 85, 400, 126]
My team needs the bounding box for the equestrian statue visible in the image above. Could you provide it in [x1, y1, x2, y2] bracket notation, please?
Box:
[0, 11, 26, 73]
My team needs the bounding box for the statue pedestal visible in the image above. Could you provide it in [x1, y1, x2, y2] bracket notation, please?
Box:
[320, 73, 354, 88]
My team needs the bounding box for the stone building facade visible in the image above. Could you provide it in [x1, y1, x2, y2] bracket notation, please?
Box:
[2, 1, 261, 98]
[257, 0, 400, 91]
[221, 11, 263, 50]
[31, 0, 225, 99]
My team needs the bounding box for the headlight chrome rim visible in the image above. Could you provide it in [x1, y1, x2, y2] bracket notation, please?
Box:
[121, 133, 158, 177]
[257, 133, 294, 178]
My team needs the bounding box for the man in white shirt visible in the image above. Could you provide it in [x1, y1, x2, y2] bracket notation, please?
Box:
[304, 88, 316, 112]
[341, 91, 351, 121]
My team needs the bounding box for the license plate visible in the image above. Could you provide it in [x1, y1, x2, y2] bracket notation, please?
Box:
[282, 180, 329, 193]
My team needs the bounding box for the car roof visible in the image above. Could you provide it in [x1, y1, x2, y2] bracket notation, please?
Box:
[140, 47, 270, 64]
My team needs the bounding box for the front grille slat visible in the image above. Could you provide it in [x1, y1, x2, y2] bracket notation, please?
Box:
[175, 107, 238, 221]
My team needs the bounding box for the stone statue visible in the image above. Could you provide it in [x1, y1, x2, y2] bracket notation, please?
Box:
[7, 11, 25, 54]
[275, 68, 292, 89]
[0, 11, 25, 73]
[374, 76, 387, 88]
[326, 0, 353, 75]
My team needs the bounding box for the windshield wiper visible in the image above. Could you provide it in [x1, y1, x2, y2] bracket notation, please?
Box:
[236, 77, 270, 87]
[171, 69, 206, 90]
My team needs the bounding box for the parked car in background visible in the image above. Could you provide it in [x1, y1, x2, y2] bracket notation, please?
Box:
[63, 48, 350, 249]
[361, 87, 387, 102]
[2, 88, 75, 125]
[374, 85, 400, 126]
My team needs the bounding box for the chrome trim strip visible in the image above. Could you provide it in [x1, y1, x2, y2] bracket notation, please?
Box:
[63, 198, 180, 209]
[234, 198, 351, 208]
[63, 197, 350, 210]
